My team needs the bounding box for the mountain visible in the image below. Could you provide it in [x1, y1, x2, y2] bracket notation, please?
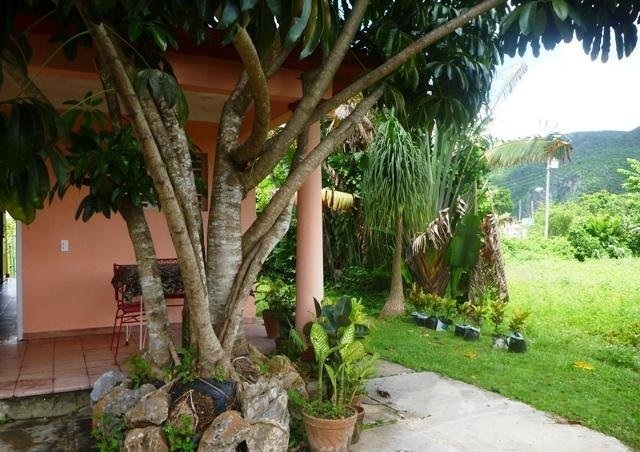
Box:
[490, 127, 640, 213]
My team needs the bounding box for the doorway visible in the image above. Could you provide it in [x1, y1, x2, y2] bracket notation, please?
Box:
[1, 212, 18, 342]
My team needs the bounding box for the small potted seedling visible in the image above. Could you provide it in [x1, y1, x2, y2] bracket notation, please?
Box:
[489, 299, 509, 349]
[435, 297, 457, 331]
[457, 301, 486, 341]
[507, 309, 530, 353]
[408, 283, 429, 326]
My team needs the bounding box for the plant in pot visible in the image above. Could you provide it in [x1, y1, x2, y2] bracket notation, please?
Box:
[507, 309, 530, 353]
[301, 296, 375, 451]
[256, 276, 295, 339]
[489, 299, 509, 349]
[456, 301, 487, 341]
[435, 297, 458, 331]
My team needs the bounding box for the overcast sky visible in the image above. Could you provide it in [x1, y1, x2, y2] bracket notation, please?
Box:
[488, 40, 640, 140]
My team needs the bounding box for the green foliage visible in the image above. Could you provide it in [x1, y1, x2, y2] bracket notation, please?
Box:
[362, 109, 430, 236]
[489, 299, 508, 336]
[446, 213, 484, 299]
[332, 266, 390, 294]
[303, 399, 352, 420]
[568, 215, 630, 261]
[461, 300, 488, 327]
[308, 296, 377, 414]
[125, 354, 155, 389]
[618, 157, 640, 193]
[164, 347, 197, 384]
[0, 98, 67, 224]
[66, 122, 157, 221]
[163, 415, 196, 452]
[487, 184, 514, 215]
[91, 413, 125, 452]
[508, 309, 530, 334]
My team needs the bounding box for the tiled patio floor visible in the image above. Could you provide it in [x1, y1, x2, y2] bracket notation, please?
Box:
[0, 322, 273, 400]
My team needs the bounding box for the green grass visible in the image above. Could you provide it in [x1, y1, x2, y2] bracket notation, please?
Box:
[359, 258, 640, 450]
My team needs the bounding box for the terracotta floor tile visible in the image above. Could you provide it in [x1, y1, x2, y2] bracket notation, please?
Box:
[14, 378, 53, 397]
[84, 349, 116, 360]
[0, 373, 18, 384]
[85, 359, 117, 372]
[53, 375, 90, 393]
[54, 367, 87, 378]
[0, 361, 22, 373]
[20, 364, 53, 374]
[53, 360, 87, 371]
[19, 370, 54, 380]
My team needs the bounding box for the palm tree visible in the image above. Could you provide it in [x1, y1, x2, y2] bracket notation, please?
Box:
[362, 111, 429, 318]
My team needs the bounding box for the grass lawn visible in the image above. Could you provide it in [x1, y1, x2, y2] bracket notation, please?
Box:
[351, 258, 640, 450]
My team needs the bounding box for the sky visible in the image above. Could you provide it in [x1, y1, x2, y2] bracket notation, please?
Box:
[488, 40, 640, 140]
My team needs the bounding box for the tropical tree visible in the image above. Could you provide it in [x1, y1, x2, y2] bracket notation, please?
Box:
[1, 0, 638, 378]
[362, 111, 429, 317]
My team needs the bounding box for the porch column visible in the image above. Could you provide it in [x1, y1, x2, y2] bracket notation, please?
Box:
[295, 122, 323, 330]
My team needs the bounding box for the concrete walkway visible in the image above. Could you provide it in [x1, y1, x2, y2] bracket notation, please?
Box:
[353, 361, 630, 452]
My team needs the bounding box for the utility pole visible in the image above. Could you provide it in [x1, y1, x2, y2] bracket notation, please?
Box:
[544, 158, 559, 238]
[518, 199, 522, 221]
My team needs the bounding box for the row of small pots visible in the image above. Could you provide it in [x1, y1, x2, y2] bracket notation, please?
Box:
[411, 312, 452, 331]
[411, 313, 527, 353]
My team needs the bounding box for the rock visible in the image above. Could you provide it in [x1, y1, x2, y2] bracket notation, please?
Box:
[93, 384, 156, 419]
[125, 387, 170, 427]
[123, 426, 169, 452]
[91, 371, 127, 402]
[197, 410, 250, 452]
[266, 355, 307, 397]
[240, 379, 289, 452]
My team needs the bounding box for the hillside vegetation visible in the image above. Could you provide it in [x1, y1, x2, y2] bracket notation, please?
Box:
[491, 127, 640, 210]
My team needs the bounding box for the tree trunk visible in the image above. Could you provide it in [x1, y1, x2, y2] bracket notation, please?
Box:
[207, 153, 244, 335]
[381, 216, 405, 318]
[119, 200, 176, 368]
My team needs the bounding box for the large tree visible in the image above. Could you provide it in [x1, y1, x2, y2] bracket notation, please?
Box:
[1, 0, 638, 376]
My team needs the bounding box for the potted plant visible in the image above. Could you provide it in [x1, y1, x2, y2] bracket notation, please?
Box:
[256, 277, 295, 339]
[302, 296, 375, 451]
[456, 301, 487, 341]
[489, 299, 509, 349]
[507, 309, 530, 353]
[435, 297, 458, 331]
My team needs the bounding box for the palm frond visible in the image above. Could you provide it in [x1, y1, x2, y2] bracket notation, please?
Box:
[486, 136, 573, 168]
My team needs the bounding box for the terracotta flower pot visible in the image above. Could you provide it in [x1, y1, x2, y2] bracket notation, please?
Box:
[262, 309, 281, 339]
[303, 408, 357, 452]
[350, 405, 365, 444]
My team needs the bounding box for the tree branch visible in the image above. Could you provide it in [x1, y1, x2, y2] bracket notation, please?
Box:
[309, 0, 507, 123]
[231, 26, 271, 164]
[220, 200, 294, 354]
[244, 0, 372, 190]
[242, 85, 384, 254]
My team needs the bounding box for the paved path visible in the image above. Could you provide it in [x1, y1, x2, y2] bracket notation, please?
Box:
[353, 361, 630, 452]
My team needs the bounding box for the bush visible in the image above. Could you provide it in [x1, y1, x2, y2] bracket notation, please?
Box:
[567, 224, 606, 261]
[501, 236, 574, 261]
[568, 215, 632, 260]
[331, 265, 390, 294]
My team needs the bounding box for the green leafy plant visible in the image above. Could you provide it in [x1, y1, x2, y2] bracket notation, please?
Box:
[165, 347, 197, 383]
[163, 415, 196, 452]
[306, 296, 378, 417]
[256, 277, 295, 324]
[508, 309, 530, 334]
[91, 413, 125, 452]
[125, 354, 154, 389]
[462, 301, 488, 327]
[489, 300, 508, 336]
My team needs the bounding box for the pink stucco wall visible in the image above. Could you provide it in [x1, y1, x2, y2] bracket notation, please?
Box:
[20, 121, 258, 336]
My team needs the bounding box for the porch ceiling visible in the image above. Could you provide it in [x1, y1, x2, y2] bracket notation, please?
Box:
[0, 72, 228, 123]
